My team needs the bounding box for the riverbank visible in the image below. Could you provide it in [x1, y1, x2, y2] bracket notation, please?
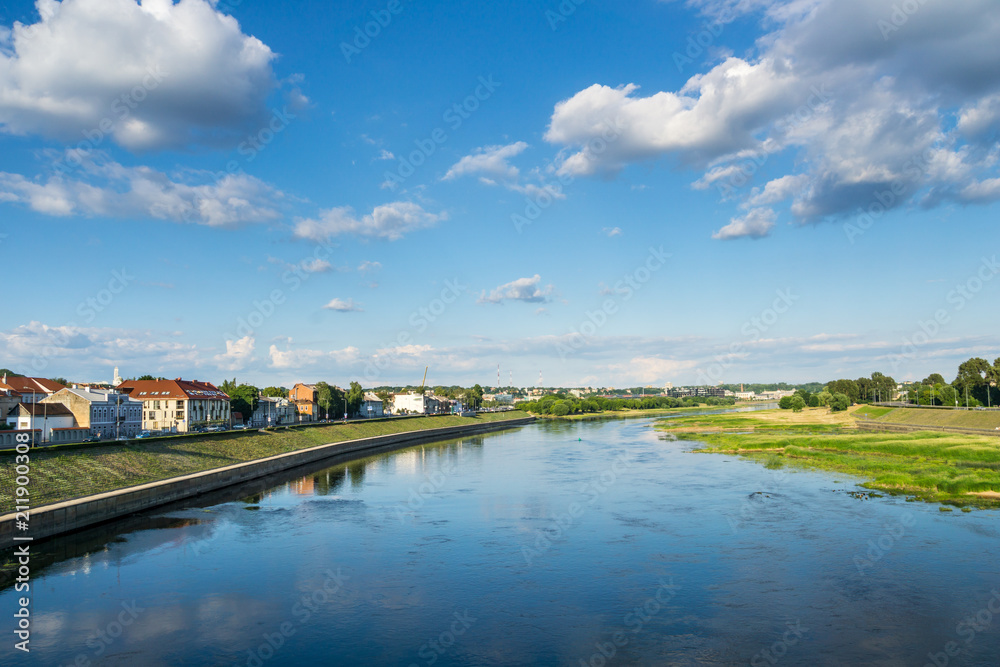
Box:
[0, 412, 528, 511]
[656, 406, 1000, 507]
[0, 412, 533, 549]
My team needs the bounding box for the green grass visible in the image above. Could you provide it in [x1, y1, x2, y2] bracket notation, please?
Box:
[0, 412, 529, 512]
[872, 407, 1000, 430]
[537, 405, 744, 421]
[664, 411, 1000, 507]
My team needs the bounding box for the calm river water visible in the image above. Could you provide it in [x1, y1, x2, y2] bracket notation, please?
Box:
[3, 418, 1000, 666]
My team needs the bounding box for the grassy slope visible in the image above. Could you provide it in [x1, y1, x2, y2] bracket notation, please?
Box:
[873, 407, 1000, 429]
[657, 406, 1000, 507]
[0, 412, 528, 512]
[533, 404, 756, 421]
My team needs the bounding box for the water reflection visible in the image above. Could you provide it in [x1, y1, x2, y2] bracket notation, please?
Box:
[2, 421, 999, 666]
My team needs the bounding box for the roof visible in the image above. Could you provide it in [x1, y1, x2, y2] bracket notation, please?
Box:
[63, 388, 139, 404]
[1, 376, 66, 395]
[363, 393, 382, 403]
[14, 403, 75, 417]
[117, 379, 230, 401]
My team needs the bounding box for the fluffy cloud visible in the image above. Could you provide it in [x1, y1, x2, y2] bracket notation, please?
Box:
[479, 275, 555, 305]
[323, 298, 363, 312]
[0, 0, 278, 150]
[712, 207, 776, 240]
[215, 335, 255, 371]
[548, 0, 1000, 231]
[0, 152, 284, 226]
[444, 142, 528, 181]
[293, 202, 444, 241]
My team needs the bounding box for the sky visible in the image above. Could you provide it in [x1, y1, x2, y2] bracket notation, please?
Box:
[0, 0, 998, 389]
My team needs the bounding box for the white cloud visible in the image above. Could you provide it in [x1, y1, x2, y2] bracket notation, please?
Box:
[323, 298, 363, 313]
[293, 202, 444, 241]
[0, 0, 277, 150]
[0, 152, 284, 226]
[376, 149, 395, 161]
[603, 226, 623, 237]
[444, 142, 528, 181]
[547, 0, 1000, 226]
[268, 344, 360, 370]
[300, 258, 334, 274]
[215, 335, 255, 371]
[479, 275, 555, 305]
[712, 207, 776, 240]
[358, 260, 382, 273]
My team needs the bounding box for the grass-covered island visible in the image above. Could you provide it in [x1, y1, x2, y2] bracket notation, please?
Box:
[656, 405, 1000, 508]
[0, 411, 529, 512]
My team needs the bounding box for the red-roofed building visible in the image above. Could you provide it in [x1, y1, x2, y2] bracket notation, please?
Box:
[0, 375, 66, 403]
[117, 379, 231, 433]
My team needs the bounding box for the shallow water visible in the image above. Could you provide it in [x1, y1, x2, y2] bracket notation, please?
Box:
[2, 418, 999, 666]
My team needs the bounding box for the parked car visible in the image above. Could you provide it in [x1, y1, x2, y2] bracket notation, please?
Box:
[136, 431, 153, 439]
[83, 435, 102, 443]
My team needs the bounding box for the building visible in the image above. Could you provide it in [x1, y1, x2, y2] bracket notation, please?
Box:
[252, 396, 296, 427]
[361, 393, 384, 418]
[0, 375, 66, 403]
[0, 382, 21, 423]
[117, 379, 231, 433]
[668, 386, 726, 398]
[41, 388, 142, 440]
[6, 402, 85, 443]
[290, 383, 320, 422]
[393, 393, 440, 415]
[756, 390, 796, 401]
[735, 391, 756, 401]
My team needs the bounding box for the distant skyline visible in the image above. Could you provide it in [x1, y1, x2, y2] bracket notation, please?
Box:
[1, 0, 998, 388]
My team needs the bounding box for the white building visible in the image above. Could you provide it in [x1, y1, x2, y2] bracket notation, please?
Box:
[393, 393, 438, 415]
[6, 402, 79, 442]
[361, 393, 385, 418]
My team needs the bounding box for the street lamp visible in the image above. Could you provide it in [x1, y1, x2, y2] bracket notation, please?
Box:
[343, 397, 348, 422]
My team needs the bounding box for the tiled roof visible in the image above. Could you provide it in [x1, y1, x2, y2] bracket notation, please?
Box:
[117, 379, 230, 401]
[15, 403, 75, 417]
[1, 376, 65, 395]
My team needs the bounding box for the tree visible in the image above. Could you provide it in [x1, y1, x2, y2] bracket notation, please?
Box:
[229, 384, 260, 423]
[789, 395, 806, 412]
[551, 401, 570, 416]
[137, 374, 157, 381]
[778, 396, 794, 410]
[816, 390, 833, 407]
[315, 382, 336, 419]
[0, 369, 23, 378]
[830, 393, 851, 412]
[375, 390, 394, 412]
[923, 373, 946, 386]
[954, 357, 995, 407]
[794, 389, 813, 405]
[347, 381, 364, 417]
[808, 395, 820, 408]
[219, 378, 238, 397]
[262, 386, 287, 398]
[465, 384, 484, 410]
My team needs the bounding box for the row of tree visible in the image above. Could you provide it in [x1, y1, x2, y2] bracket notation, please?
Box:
[519, 393, 736, 416]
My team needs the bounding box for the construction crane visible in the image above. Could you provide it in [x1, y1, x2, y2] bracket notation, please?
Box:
[418, 366, 428, 394]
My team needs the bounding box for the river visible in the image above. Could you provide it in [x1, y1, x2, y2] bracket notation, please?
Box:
[2, 418, 999, 666]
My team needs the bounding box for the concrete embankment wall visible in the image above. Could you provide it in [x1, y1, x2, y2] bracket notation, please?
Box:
[0, 417, 534, 551]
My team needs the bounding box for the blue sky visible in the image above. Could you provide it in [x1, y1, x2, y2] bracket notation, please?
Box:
[1, 0, 998, 389]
